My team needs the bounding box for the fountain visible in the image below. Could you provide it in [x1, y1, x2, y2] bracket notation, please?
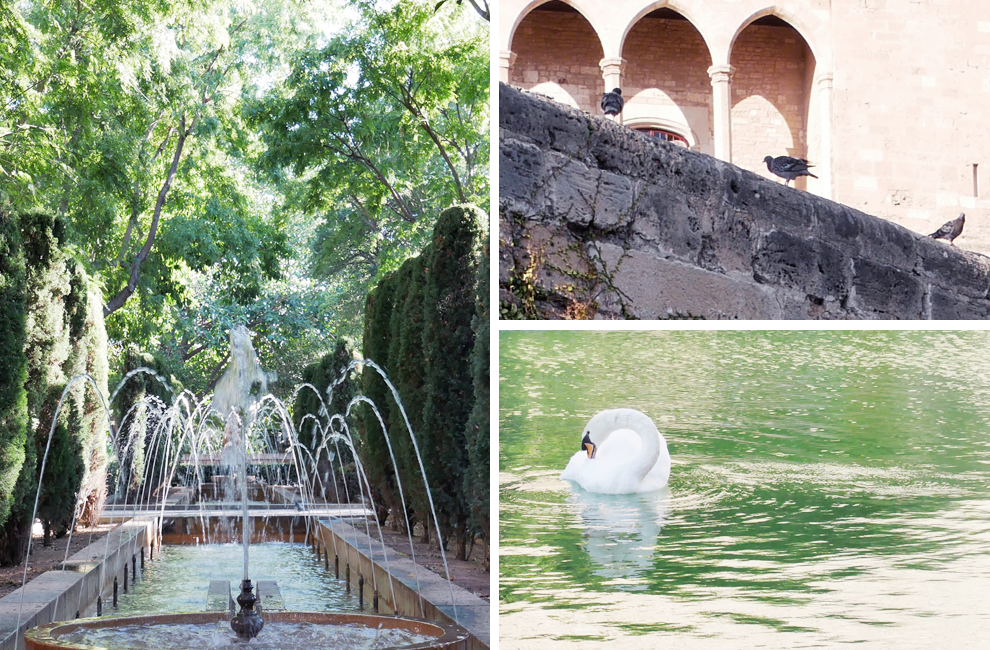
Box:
[14, 325, 478, 650]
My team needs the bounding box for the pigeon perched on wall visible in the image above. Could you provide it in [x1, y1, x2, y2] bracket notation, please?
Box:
[763, 155, 818, 186]
[601, 88, 623, 119]
[929, 213, 965, 245]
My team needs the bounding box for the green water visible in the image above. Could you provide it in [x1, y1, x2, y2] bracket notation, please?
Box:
[499, 331, 990, 649]
[115, 542, 360, 615]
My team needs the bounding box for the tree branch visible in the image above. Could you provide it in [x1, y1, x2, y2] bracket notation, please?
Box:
[104, 115, 192, 317]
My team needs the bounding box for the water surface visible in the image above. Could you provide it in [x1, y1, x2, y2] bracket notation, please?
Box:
[499, 331, 990, 648]
[115, 541, 360, 615]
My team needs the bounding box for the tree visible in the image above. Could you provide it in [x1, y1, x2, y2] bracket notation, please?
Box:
[250, 0, 488, 336]
[358, 278, 400, 524]
[293, 339, 357, 502]
[463, 234, 489, 568]
[420, 206, 484, 560]
[386, 257, 428, 537]
[0, 209, 29, 537]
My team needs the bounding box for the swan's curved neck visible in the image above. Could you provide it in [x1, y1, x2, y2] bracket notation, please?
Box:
[602, 410, 660, 478]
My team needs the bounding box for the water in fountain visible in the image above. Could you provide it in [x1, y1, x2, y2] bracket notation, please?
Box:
[16, 323, 465, 649]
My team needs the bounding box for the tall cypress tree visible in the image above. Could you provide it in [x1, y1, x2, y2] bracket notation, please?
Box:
[65, 263, 110, 527]
[0, 211, 29, 538]
[358, 279, 400, 524]
[387, 256, 434, 541]
[383, 258, 420, 536]
[115, 347, 175, 503]
[420, 206, 484, 560]
[0, 210, 71, 563]
[293, 339, 356, 501]
[463, 236, 489, 568]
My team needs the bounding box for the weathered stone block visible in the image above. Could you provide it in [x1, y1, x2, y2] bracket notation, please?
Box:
[499, 82, 590, 158]
[851, 259, 924, 318]
[753, 231, 850, 301]
[499, 139, 546, 208]
[548, 156, 599, 225]
[594, 171, 634, 229]
[920, 240, 990, 299]
[929, 287, 989, 319]
[607, 250, 793, 319]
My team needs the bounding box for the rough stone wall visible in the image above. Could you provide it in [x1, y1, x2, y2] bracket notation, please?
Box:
[499, 83, 990, 320]
[622, 18, 713, 152]
[508, 9, 604, 113]
[731, 25, 813, 188]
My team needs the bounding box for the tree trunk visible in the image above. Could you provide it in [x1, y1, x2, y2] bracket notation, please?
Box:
[0, 516, 31, 566]
[104, 116, 191, 318]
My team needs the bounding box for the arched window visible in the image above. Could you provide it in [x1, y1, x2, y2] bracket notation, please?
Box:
[635, 127, 689, 148]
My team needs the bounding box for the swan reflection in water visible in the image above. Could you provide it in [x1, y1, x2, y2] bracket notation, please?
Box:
[565, 487, 672, 582]
[560, 409, 673, 581]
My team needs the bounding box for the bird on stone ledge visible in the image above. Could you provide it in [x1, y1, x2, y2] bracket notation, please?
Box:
[929, 212, 965, 246]
[763, 155, 818, 186]
[601, 88, 623, 119]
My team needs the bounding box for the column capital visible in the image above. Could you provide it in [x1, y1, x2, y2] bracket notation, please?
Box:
[499, 50, 517, 84]
[816, 72, 834, 89]
[599, 57, 627, 75]
[707, 64, 735, 82]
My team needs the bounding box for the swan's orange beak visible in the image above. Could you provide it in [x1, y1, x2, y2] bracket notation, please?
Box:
[584, 442, 597, 459]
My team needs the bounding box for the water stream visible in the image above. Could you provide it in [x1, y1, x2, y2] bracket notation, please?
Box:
[499, 330, 990, 649]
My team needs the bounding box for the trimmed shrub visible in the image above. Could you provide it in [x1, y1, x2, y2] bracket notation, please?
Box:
[0, 211, 28, 534]
[463, 235, 490, 568]
[293, 339, 357, 502]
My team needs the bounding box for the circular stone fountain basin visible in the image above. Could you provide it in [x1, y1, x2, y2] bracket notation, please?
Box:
[25, 612, 470, 650]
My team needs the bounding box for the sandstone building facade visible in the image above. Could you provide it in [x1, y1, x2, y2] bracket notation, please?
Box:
[499, 0, 990, 255]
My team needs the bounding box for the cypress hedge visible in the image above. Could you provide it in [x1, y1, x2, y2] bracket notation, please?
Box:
[114, 347, 177, 504]
[463, 235, 490, 568]
[358, 277, 400, 524]
[420, 206, 484, 560]
[0, 211, 111, 562]
[352, 206, 487, 561]
[386, 256, 428, 539]
[0, 211, 28, 538]
[293, 339, 357, 502]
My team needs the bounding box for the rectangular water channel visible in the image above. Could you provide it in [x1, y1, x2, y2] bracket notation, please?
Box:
[112, 541, 361, 616]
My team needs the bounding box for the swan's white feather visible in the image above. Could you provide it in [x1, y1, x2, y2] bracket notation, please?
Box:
[560, 410, 671, 494]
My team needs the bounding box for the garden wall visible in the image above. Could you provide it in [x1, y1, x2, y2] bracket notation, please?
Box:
[499, 83, 990, 319]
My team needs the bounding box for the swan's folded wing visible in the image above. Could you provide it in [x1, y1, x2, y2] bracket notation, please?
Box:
[560, 451, 587, 481]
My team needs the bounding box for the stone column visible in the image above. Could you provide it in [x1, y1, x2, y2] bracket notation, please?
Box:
[708, 64, 734, 162]
[817, 72, 834, 200]
[599, 57, 626, 120]
[499, 50, 517, 84]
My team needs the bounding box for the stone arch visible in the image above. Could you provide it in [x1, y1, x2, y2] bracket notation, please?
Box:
[624, 114, 698, 149]
[508, 1, 607, 114]
[504, 0, 606, 58]
[729, 5, 830, 71]
[618, 6, 715, 154]
[729, 11, 822, 192]
[617, 1, 717, 66]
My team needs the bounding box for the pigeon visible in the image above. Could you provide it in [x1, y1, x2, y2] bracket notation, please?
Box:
[600, 88, 623, 118]
[763, 155, 818, 186]
[929, 213, 965, 245]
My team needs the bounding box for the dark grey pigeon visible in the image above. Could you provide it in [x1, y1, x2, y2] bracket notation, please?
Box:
[763, 155, 818, 186]
[929, 212, 965, 245]
[601, 88, 623, 118]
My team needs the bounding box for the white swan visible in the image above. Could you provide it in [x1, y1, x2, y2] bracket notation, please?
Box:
[560, 408, 670, 494]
